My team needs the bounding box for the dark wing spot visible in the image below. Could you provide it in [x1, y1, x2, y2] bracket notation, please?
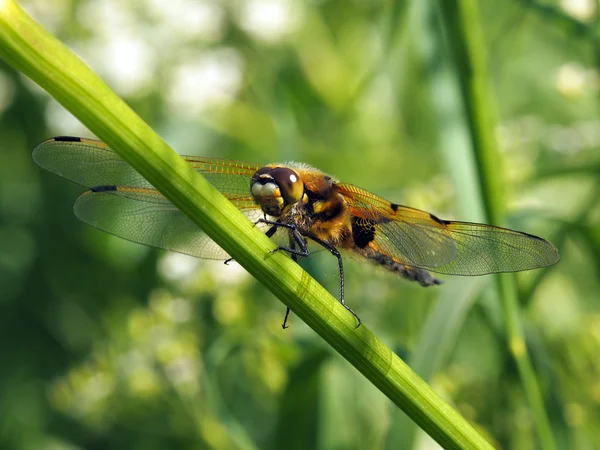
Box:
[390, 203, 399, 212]
[429, 213, 446, 225]
[54, 136, 82, 142]
[91, 185, 118, 192]
[351, 216, 376, 248]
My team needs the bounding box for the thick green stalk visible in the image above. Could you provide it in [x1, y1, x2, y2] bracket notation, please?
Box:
[0, 1, 493, 448]
[437, 2, 556, 450]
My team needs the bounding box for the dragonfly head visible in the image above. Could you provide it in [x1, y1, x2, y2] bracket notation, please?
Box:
[251, 166, 304, 217]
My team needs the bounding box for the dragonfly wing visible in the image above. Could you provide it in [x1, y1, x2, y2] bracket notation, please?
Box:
[336, 183, 559, 275]
[33, 137, 151, 188]
[34, 137, 297, 259]
[336, 183, 458, 268]
[74, 188, 273, 260]
[428, 221, 560, 275]
[32, 137, 260, 197]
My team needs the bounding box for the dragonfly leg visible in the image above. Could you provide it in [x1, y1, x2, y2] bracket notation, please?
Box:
[257, 218, 360, 328]
[304, 232, 361, 328]
[223, 218, 290, 265]
[262, 220, 310, 259]
[256, 217, 297, 230]
[282, 307, 292, 329]
[281, 235, 299, 329]
[257, 219, 311, 329]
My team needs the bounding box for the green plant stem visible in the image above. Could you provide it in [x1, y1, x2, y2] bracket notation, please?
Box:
[0, 1, 493, 448]
[437, 2, 556, 450]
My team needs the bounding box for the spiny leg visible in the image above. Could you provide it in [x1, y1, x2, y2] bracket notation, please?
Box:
[281, 235, 299, 329]
[272, 231, 309, 258]
[257, 218, 310, 259]
[252, 218, 361, 328]
[256, 219, 309, 329]
[304, 232, 361, 328]
[263, 221, 361, 327]
[223, 217, 284, 265]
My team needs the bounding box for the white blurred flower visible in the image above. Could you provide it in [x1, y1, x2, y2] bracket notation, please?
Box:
[206, 259, 249, 286]
[158, 252, 200, 281]
[544, 125, 584, 154]
[147, 0, 226, 42]
[76, 1, 156, 96]
[77, 0, 136, 39]
[238, 0, 303, 43]
[560, 0, 595, 22]
[69, 34, 155, 98]
[96, 35, 156, 96]
[543, 119, 600, 154]
[167, 48, 244, 117]
[555, 62, 586, 98]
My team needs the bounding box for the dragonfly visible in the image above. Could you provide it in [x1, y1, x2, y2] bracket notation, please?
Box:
[33, 136, 560, 328]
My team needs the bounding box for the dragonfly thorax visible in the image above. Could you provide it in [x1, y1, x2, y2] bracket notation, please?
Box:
[251, 166, 304, 217]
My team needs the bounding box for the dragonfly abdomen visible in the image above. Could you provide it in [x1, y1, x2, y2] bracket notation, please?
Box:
[359, 246, 443, 287]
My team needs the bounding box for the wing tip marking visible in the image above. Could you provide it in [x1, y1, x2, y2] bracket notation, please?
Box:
[54, 136, 82, 142]
[428, 213, 446, 226]
[91, 185, 118, 192]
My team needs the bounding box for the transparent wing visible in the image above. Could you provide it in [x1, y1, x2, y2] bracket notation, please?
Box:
[336, 183, 559, 275]
[32, 136, 260, 196]
[73, 187, 290, 260]
[429, 221, 559, 275]
[336, 183, 457, 268]
[33, 136, 282, 259]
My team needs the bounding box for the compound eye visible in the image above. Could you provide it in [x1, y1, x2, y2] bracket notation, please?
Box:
[271, 167, 303, 204]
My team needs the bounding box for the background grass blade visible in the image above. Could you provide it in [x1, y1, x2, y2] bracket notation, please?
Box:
[437, 1, 557, 449]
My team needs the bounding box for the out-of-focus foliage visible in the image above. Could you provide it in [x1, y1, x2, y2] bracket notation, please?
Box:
[0, 0, 598, 449]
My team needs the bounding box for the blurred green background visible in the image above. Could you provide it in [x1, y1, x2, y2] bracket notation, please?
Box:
[1, 0, 599, 449]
